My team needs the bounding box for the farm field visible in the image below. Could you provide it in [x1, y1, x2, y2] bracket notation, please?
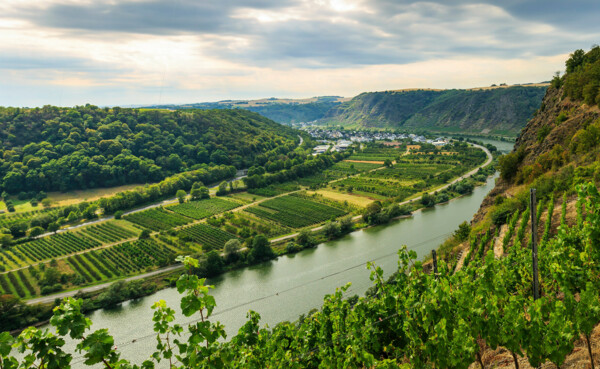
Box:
[222, 212, 292, 238]
[245, 194, 347, 228]
[167, 198, 240, 220]
[76, 220, 139, 244]
[296, 160, 383, 187]
[328, 144, 486, 201]
[0, 232, 101, 269]
[347, 147, 403, 161]
[178, 223, 239, 251]
[123, 207, 192, 231]
[46, 183, 143, 207]
[306, 189, 374, 207]
[0, 237, 183, 298]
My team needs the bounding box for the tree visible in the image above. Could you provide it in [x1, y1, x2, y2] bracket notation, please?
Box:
[296, 229, 316, 248]
[216, 181, 228, 196]
[191, 186, 210, 201]
[203, 250, 224, 277]
[340, 215, 353, 233]
[224, 239, 241, 259]
[420, 193, 435, 207]
[41, 198, 52, 208]
[384, 159, 392, 168]
[47, 222, 59, 234]
[176, 189, 187, 204]
[27, 226, 45, 238]
[323, 221, 341, 240]
[139, 229, 151, 239]
[498, 150, 524, 182]
[250, 235, 274, 261]
[454, 221, 471, 242]
[114, 210, 124, 220]
[0, 233, 13, 247]
[363, 201, 382, 224]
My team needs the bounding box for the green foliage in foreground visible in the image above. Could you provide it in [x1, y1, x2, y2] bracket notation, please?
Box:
[3, 184, 600, 368]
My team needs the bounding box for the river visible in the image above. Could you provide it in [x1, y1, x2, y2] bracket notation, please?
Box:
[55, 140, 513, 368]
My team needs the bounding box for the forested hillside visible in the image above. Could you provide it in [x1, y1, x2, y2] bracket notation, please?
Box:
[144, 96, 343, 125]
[0, 106, 299, 193]
[320, 86, 547, 136]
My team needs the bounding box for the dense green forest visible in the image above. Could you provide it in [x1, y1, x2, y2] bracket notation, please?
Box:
[0, 106, 299, 194]
[320, 86, 547, 136]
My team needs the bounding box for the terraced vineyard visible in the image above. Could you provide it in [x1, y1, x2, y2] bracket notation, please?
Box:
[245, 194, 346, 228]
[0, 232, 101, 269]
[123, 208, 192, 231]
[78, 221, 138, 243]
[167, 198, 240, 220]
[178, 224, 239, 251]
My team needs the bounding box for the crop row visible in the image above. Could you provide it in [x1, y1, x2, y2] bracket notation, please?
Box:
[124, 208, 192, 231]
[79, 221, 137, 244]
[4, 233, 101, 268]
[0, 269, 36, 298]
[246, 194, 346, 228]
[168, 198, 240, 220]
[178, 224, 239, 251]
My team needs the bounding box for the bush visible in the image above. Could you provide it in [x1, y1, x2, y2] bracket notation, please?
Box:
[285, 241, 302, 253]
[114, 210, 124, 219]
[499, 149, 525, 182]
[139, 229, 151, 239]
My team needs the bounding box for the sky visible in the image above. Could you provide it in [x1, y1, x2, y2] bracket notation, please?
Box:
[0, 0, 598, 107]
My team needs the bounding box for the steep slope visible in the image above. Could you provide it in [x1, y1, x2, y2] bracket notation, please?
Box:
[320, 85, 547, 136]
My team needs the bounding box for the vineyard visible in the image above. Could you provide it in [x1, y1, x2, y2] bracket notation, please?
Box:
[245, 194, 346, 228]
[347, 147, 403, 161]
[8, 184, 597, 368]
[225, 212, 292, 238]
[0, 238, 180, 298]
[77, 221, 138, 244]
[177, 223, 239, 251]
[123, 207, 192, 231]
[296, 161, 382, 187]
[167, 198, 240, 220]
[0, 232, 101, 269]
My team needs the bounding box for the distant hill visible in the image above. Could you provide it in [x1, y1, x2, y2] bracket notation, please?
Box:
[319, 85, 548, 137]
[144, 96, 348, 125]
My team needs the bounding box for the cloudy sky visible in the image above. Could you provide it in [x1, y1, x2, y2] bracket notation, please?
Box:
[0, 0, 598, 107]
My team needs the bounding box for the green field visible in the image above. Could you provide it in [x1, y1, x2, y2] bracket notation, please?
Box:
[0, 232, 101, 268]
[245, 194, 346, 228]
[78, 221, 138, 244]
[178, 224, 239, 251]
[167, 198, 240, 220]
[123, 208, 192, 231]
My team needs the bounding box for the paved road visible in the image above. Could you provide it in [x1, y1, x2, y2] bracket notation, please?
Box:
[26, 264, 184, 305]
